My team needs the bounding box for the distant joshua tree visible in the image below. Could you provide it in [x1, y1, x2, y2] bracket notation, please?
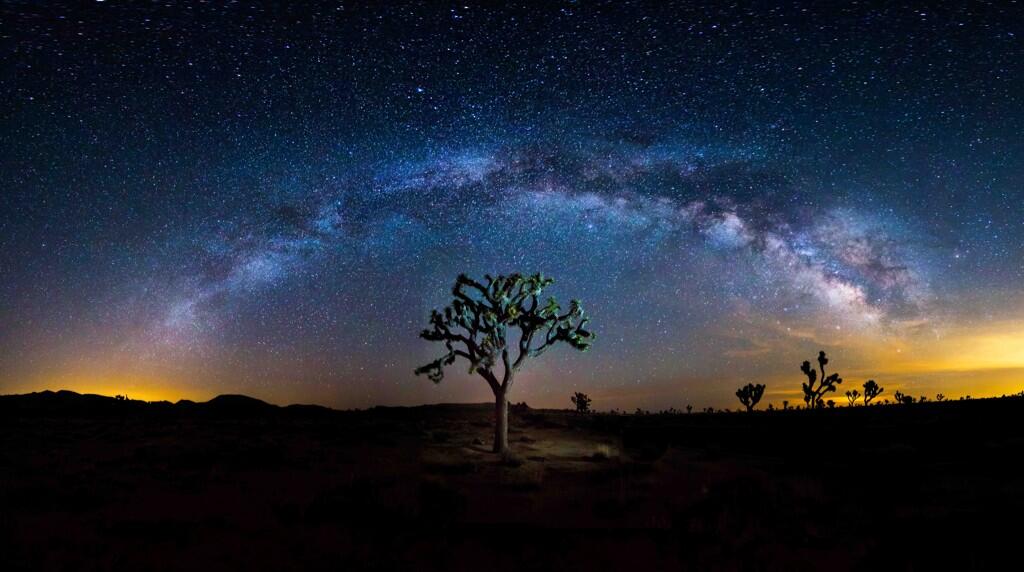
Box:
[800, 351, 843, 409]
[845, 389, 861, 406]
[571, 392, 592, 414]
[686, 404, 693, 414]
[735, 383, 766, 412]
[893, 390, 916, 405]
[782, 400, 789, 411]
[416, 273, 594, 455]
[936, 393, 946, 402]
[863, 380, 884, 405]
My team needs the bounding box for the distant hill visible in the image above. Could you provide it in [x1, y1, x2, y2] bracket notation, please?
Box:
[0, 390, 513, 419]
[0, 390, 337, 418]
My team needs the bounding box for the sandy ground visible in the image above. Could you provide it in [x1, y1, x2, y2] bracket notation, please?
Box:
[3, 394, 1023, 570]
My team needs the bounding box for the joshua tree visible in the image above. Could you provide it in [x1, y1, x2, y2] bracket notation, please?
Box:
[571, 392, 592, 414]
[826, 399, 836, 409]
[686, 404, 693, 414]
[735, 383, 766, 412]
[800, 351, 843, 409]
[863, 379, 884, 405]
[782, 400, 789, 411]
[893, 390, 915, 405]
[416, 273, 594, 455]
[936, 393, 946, 402]
[845, 389, 861, 406]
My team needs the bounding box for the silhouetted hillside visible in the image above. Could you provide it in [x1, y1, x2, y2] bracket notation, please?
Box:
[0, 390, 330, 419]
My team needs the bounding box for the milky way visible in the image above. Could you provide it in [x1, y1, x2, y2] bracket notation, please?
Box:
[2, 2, 1022, 408]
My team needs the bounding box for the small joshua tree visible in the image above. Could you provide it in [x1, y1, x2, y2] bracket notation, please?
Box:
[936, 393, 945, 402]
[416, 273, 594, 455]
[800, 351, 843, 409]
[846, 389, 861, 406]
[735, 383, 766, 412]
[893, 390, 915, 405]
[863, 379, 884, 405]
[782, 400, 789, 411]
[686, 404, 693, 414]
[571, 392, 592, 414]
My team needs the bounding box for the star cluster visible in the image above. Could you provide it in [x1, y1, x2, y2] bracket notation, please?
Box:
[1, 2, 1022, 408]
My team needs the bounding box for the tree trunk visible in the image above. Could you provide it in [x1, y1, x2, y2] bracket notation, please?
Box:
[493, 389, 509, 455]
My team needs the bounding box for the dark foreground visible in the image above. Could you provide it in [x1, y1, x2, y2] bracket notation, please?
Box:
[2, 391, 1023, 571]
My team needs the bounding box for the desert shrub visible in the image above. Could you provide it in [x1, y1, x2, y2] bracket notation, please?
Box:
[570, 392, 592, 414]
[893, 391, 916, 405]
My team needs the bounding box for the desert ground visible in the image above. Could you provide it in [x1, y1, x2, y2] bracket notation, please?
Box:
[2, 390, 1023, 570]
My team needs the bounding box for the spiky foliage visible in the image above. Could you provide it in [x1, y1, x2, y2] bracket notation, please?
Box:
[800, 351, 843, 409]
[863, 379, 884, 405]
[416, 273, 594, 385]
[845, 389, 861, 406]
[571, 391, 592, 414]
[735, 383, 766, 412]
[415, 273, 594, 453]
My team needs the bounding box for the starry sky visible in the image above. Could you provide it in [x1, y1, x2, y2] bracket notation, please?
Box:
[2, 1, 1023, 409]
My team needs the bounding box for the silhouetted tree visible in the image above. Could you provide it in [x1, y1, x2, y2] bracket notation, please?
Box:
[936, 393, 946, 402]
[416, 273, 594, 455]
[735, 383, 766, 412]
[686, 404, 693, 414]
[782, 400, 789, 411]
[893, 390, 916, 405]
[800, 351, 843, 409]
[845, 389, 861, 406]
[863, 379, 884, 405]
[571, 392, 591, 414]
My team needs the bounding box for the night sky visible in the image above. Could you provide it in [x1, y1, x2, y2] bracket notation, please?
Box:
[2, 2, 1022, 409]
